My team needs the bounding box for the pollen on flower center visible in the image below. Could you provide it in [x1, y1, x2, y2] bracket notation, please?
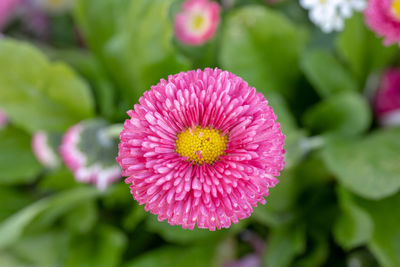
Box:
[192, 13, 206, 30]
[175, 126, 228, 165]
[391, 0, 400, 19]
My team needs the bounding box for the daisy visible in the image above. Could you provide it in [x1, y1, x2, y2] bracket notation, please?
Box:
[337, 0, 366, 18]
[365, 0, 400, 46]
[117, 68, 285, 230]
[300, 0, 344, 33]
[174, 0, 220, 46]
[60, 120, 121, 191]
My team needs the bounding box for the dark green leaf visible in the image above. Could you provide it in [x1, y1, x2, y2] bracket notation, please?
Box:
[303, 92, 371, 136]
[301, 49, 358, 98]
[220, 6, 308, 96]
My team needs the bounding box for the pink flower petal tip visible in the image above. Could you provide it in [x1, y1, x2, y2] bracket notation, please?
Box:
[374, 68, 400, 126]
[32, 131, 60, 169]
[174, 0, 220, 46]
[364, 0, 400, 46]
[117, 68, 286, 231]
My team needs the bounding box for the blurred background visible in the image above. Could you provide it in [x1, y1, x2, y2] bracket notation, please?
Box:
[0, 0, 399, 266]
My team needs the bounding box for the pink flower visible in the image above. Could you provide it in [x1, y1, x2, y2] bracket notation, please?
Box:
[60, 120, 121, 191]
[364, 0, 400, 46]
[32, 131, 60, 169]
[0, 0, 20, 31]
[174, 0, 220, 46]
[374, 69, 400, 126]
[0, 109, 8, 129]
[117, 68, 285, 231]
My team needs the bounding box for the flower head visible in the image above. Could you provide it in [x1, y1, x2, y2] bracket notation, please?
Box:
[174, 0, 220, 46]
[61, 120, 121, 191]
[365, 0, 400, 46]
[374, 69, 400, 126]
[300, 0, 366, 33]
[0, 0, 20, 30]
[117, 68, 285, 231]
[32, 131, 61, 169]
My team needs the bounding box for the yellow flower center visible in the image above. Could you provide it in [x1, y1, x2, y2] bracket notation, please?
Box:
[192, 14, 205, 31]
[392, 0, 400, 19]
[175, 126, 228, 165]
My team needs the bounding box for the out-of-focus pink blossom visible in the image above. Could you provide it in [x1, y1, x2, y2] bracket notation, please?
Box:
[0, 109, 8, 129]
[174, 0, 220, 46]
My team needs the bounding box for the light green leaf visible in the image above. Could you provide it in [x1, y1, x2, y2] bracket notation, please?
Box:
[333, 186, 374, 250]
[0, 187, 99, 249]
[301, 49, 358, 98]
[220, 6, 308, 96]
[263, 225, 306, 267]
[9, 230, 69, 267]
[303, 92, 371, 136]
[0, 39, 94, 133]
[336, 13, 397, 86]
[322, 128, 400, 199]
[0, 126, 42, 184]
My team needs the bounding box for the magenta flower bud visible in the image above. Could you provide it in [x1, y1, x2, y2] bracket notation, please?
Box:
[60, 120, 121, 191]
[374, 69, 400, 126]
[174, 0, 220, 46]
[32, 131, 61, 169]
[117, 68, 285, 230]
[365, 0, 400, 46]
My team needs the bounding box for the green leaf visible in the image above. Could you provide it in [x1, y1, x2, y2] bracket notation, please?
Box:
[0, 187, 99, 249]
[355, 193, 400, 267]
[336, 13, 397, 86]
[0, 39, 94, 133]
[220, 6, 308, 96]
[301, 49, 358, 98]
[263, 225, 306, 267]
[322, 128, 400, 199]
[63, 201, 98, 234]
[0, 187, 34, 222]
[112, 0, 191, 100]
[9, 230, 70, 267]
[123, 245, 216, 267]
[333, 186, 374, 250]
[303, 92, 371, 136]
[75, 0, 190, 104]
[267, 93, 307, 168]
[0, 126, 41, 184]
[66, 225, 127, 267]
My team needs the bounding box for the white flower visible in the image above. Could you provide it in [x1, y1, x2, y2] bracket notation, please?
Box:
[300, 0, 366, 33]
[337, 0, 366, 18]
[300, 0, 343, 33]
